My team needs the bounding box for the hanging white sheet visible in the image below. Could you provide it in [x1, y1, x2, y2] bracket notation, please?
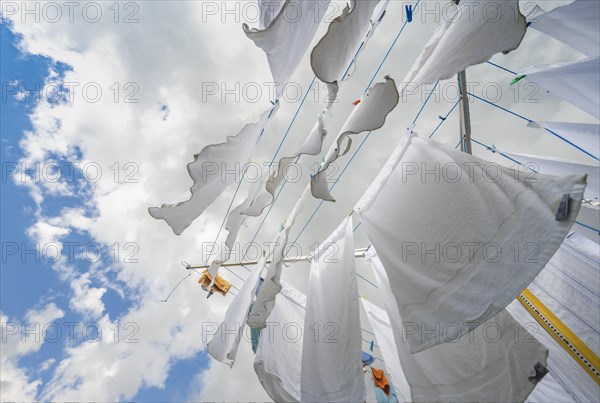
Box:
[149, 105, 277, 235]
[359, 298, 411, 403]
[310, 0, 384, 107]
[300, 217, 365, 403]
[499, 149, 599, 202]
[365, 248, 550, 403]
[247, 186, 310, 329]
[528, 0, 600, 58]
[527, 121, 600, 160]
[520, 57, 600, 120]
[355, 129, 587, 353]
[254, 281, 306, 402]
[311, 76, 399, 201]
[244, 0, 332, 99]
[402, 0, 526, 87]
[207, 257, 265, 366]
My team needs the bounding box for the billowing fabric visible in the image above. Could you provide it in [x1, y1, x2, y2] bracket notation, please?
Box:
[300, 217, 365, 402]
[208, 117, 327, 276]
[257, 0, 285, 29]
[149, 105, 277, 235]
[507, 299, 598, 402]
[527, 120, 600, 160]
[207, 257, 264, 366]
[365, 249, 550, 403]
[374, 382, 399, 403]
[311, 76, 399, 201]
[356, 129, 587, 352]
[310, 0, 383, 106]
[500, 149, 599, 202]
[402, 0, 526, 87]
[360, 298, 410, 402]
[254, 282, 306, 402]
[520, 57, 600, 119]
[247, 186, 310, 329]
[244, 0, 331, 99]
[529, 0, 600, 58]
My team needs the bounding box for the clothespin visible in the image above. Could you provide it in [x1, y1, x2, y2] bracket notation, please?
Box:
[378, 10, 386, 23]
[352, 99, 362, 106]
[405, 5, 413, 22]
[490, 144, 497, 153]
[510, 75, 526, 85]
[370, 340, 374, 352]
[439, 115, 446, 121]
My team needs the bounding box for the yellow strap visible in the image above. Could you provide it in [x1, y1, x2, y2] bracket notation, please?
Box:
[518, 289, 600, 384]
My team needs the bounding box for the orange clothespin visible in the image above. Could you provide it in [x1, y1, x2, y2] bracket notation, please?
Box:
[352, 99, 361, 106]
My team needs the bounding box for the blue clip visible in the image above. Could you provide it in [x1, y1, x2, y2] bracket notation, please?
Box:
[439, 115, 446, 121]
[370, 340, 374, 352]
[405, 5, 413, 22]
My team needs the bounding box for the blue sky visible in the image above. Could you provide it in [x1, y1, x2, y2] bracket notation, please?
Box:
[1, 22, 211, 402]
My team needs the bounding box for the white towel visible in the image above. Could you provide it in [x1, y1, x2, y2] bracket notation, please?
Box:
[365, 248, 549, 403]
[528, 0, 600, 58]
[254, 282, 306, 402]
[244, 0, 332, 99]
[149, 105, 277, 235]
[310, 0, 385, 107]
[402, 0, 526, 87]
[355, 129, 587, 352]
[499, 149, 599, 202]
[300, 217, 365, 402]
[311, 76, 400, 202]
[207, 257, 265, 366]
[527, 121, 599, 160]
[520, 57, 600, 120]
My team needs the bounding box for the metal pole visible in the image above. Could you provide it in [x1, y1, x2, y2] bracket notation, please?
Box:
[458, 70, 472, 155]
[187, 248, 370, 270]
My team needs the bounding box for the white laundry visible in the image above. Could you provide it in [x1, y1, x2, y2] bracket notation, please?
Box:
[520, 57, 600, 119]
[244, 0, 332, 99]
[207, 257, 265, 366]
[499, 149, 599, 202]
[254, 281, 306, 402]
[311, 76, 399, 201]
[402, 0, 526, 87]
[528, 0, 600, 58]
[300, 217, 365, 403]
[149, 105, 277, 235]
[365, 248, 549, 403]
[355, 129, 587, 352]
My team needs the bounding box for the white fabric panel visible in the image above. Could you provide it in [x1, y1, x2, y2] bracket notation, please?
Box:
[526, 372, 576, 403]
[500, 149, 600, 202]
[310, 0, 382, 105]
[506, 300, 599, 402]
[311, 76, 399, 201]
[520, 57, 600, 119]
[254, 282, 306, 402]
[207, 257, 265, 365]
[360, 298, 411, 403]
[257, 0, 285, 29]
[527, 120, 600, 160]
[356, 129, 587, 353]
[530, 236, 600, 356]
[207, 117, 328, 275]
[402, 0, 526, 87]
[567, 230, 599, 259]
[529, 0, 600, 58]
[149, 105, 277, 235]
[244, 0, 331, 99]
[247, 186, 310, 329]
[366, 249, 550, 403]
[300, 217, 365, 402]
[574, 204, 600, 244]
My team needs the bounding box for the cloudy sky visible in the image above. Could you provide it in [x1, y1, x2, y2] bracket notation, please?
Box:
[1, 0, 597, 401]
